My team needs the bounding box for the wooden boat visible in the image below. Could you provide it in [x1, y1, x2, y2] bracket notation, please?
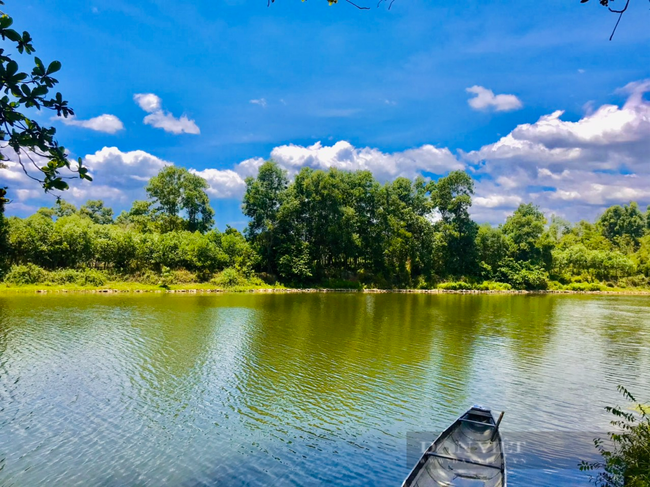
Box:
[402, 405, 506, 487]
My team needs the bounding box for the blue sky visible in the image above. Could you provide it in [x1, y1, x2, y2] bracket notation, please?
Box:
[3, 0, 650, 228]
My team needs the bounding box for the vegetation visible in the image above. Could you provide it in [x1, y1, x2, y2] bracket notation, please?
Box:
[580, 386, 650, 487]
[0, 1, 90, 192]
[2, 161, 649, 291]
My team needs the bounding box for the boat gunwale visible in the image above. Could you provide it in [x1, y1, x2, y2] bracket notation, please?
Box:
[401, 406, 507, 487]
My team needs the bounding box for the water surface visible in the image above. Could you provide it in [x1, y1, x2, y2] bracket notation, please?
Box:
[1, 293, 649, 485]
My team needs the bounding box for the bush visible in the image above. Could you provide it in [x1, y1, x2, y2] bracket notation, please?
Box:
[78, 269, 107, 286]
[438, 281, 473, 290]
[47, 269, 81, 284]
[566, 282, 605, 292]
[498, 260, 549, 290]
[124, 270, 160, 285]
[4, 264, 47, 285]
[211, 267, 246, 288]
[580, 386, 650, 486]
[46, 268, 108, 286]
[476, 281, 512, 291]
[170, 269, 197, 284]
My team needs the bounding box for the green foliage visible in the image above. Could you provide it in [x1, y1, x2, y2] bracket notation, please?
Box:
[0, 5, 90, 192]
[565, 282, 606, 292]
[4, 263, 46, 284]
[54, 199, 77, 217]
[598, 203, 646, 249]
[3, 154, 650, 292]
[211, 267, 246, 288]
[438, 281, 473, 290]
[497, 258, 549, 290]
[476, 281, 512, 291]
[502, 203, 550, 265]
[146, 166, 214, 233]
[580, 386, 650, 487]
[80, 200, 113, 225]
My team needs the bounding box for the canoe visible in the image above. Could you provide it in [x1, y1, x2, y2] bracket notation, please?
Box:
[402, 405, 506, 487]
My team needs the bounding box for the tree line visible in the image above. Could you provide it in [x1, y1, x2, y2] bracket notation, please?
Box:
[1, 162, 649, 289]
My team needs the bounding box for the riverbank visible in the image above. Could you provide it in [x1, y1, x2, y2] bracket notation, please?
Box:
[2, 283, 650, 295]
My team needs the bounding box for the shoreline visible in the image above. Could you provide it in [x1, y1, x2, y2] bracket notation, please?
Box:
[2, 285, 650, 296]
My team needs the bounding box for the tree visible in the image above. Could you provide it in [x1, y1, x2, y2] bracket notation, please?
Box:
[53, 198, 76, 218]
[242, 161, 289, 273]
[430, 171, 478, 276]
[598, 202, 645, 249]
[146, 166, 215, 233]
[475, 224, 511, 279]
[0, 2, 90, 193]
[80, 200, 114, 225]
[502, 203, 547, 264]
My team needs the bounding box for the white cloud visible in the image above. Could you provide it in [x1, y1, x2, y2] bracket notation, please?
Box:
[466, 85, 523, 112]
[474, 194, 523, 208]
[58, 114, 124, 134]
[190, 169, 246, 198]
[4, 80, 650, 226]
[465, 79, 650, 222]
[266, 141, 463, 180]
[189, 141, 463, 201]
[250, 98, 267, 108]
[133, 93, 200, 135]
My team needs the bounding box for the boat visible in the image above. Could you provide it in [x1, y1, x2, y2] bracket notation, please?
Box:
[402, 405, 506, 487]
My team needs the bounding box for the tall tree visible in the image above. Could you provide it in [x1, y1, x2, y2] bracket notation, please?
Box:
[242, 161, 289, 273]
[598, 202, 645, 248]
[54, 199, 77, 218]
[146, 166, 214, 233]
[501, 203, 548, 264]
[80, 200, 114, 225]
[430, 171, 478, 276]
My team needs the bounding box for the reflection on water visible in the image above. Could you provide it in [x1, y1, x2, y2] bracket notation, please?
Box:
[1, 294, 649, 486]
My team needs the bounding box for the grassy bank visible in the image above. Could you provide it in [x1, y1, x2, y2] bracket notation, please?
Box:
[2, 281, 649, 295]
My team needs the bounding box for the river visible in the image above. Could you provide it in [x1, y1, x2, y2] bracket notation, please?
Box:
[1, 293, 649, 486]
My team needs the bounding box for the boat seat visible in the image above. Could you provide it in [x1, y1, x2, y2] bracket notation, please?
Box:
[423, 452, 501, 470]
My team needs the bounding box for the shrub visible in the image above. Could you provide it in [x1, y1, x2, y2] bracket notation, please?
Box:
[125, 270, 160, 285]
[580, 386, 650, 486]
[566, 282, 605, 292]
[170, 269, 197, 284]
[78, 269, 107, 286]
[47, 269, 81, 284]
[4, 264, 47, 285]
[476, 281, 512, 291]
[438, 281, 473, 291]
[46, 268, 108, 286]
[211, 267, 246, 288]
[498, 259, 549, 290]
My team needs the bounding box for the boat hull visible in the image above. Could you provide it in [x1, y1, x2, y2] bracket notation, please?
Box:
[402, 406, 506, 487]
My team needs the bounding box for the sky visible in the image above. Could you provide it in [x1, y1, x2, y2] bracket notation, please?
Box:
[2, 0, 650, 230]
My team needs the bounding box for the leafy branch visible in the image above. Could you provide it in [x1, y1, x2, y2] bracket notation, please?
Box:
[0, 1, 91, 193]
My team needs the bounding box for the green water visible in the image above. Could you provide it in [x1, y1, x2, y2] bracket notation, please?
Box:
[1, 293, 649, 486]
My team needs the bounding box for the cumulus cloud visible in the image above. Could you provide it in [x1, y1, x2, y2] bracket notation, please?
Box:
[190, 169, 247, 198]
[5, 80, 650, 225]
[266, 141, 462, 180]
[191, 141, 463, 201]
[1, 146, 172, 213]
[466, 85, 523, 112]
[134, 93, 162, 113]
[58, 114, 124, 134]
[465, 79, 650, 222]
[134, 93, 200, 135]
